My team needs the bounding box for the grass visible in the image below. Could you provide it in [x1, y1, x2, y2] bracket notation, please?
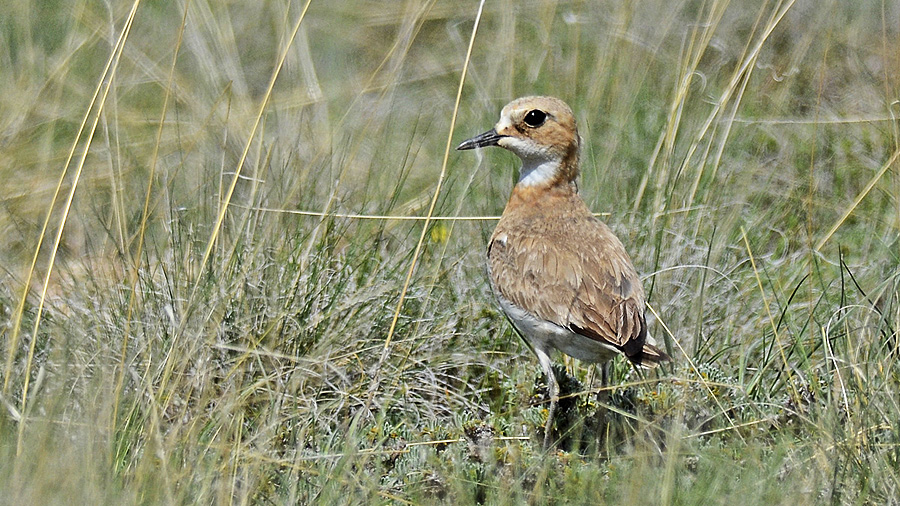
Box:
[1, 0, 899, 503]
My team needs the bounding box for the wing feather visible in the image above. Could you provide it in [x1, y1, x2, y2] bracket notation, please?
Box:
[488, 199, 647, 359]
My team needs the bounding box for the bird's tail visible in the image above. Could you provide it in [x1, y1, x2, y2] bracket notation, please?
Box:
[634, 342, 672, 368]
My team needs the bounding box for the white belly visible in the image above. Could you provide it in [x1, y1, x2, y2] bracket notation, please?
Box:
[497, 295, 620, 364]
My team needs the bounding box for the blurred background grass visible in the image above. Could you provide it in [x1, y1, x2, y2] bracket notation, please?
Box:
[1, 0, 899, 503]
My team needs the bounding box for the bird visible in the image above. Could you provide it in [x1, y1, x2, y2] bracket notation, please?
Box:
[457, 96, 671, 447]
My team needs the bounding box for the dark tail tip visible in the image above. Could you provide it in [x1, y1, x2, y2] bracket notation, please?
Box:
[632, 344, 672, 369]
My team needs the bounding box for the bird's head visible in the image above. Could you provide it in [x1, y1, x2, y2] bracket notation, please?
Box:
[457, 96, 581, 187]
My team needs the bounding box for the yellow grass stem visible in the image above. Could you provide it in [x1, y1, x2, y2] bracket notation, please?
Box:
[646, 302, 744, 442]
[111, 0, 192, 463]
[162, 0, 314, 391]
[368, 0, 487, 402]
[815, 145, 900, 251]
[741, 226, 800, 403]
[10, 0, 143, 459]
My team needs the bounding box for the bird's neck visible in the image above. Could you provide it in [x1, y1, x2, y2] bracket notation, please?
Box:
[517, 158, 562, 187]
[507, 170, 579, 214]
[515, 141, 580, 190]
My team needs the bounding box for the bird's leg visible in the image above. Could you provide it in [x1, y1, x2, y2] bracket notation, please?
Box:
[535, 347, 557, 449]
[598, 362, 610, 448]
[544, 370, 559, 450]
[599, 362, 610, 405]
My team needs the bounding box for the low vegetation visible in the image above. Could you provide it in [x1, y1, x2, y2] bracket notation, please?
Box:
[1, 0, 898, 503]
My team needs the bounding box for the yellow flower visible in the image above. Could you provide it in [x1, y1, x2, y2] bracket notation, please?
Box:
[430, 223, 449, 244]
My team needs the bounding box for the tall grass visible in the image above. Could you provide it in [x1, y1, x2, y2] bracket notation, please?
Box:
[1, 0, 898, 503]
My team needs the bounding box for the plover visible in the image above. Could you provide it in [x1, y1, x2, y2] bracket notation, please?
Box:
[457, 96, 670, 446]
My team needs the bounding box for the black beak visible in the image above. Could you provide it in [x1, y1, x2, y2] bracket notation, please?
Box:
[456, 128, 504, 150]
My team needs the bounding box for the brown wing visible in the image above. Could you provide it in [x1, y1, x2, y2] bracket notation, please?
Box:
[488, 212, 648, 361]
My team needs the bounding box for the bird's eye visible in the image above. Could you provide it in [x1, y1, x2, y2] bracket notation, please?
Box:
[523, 109, 547, 128]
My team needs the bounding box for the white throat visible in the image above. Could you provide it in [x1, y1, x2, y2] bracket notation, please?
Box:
[498, 135, 563, 187]
[517, 157, 560, 187]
